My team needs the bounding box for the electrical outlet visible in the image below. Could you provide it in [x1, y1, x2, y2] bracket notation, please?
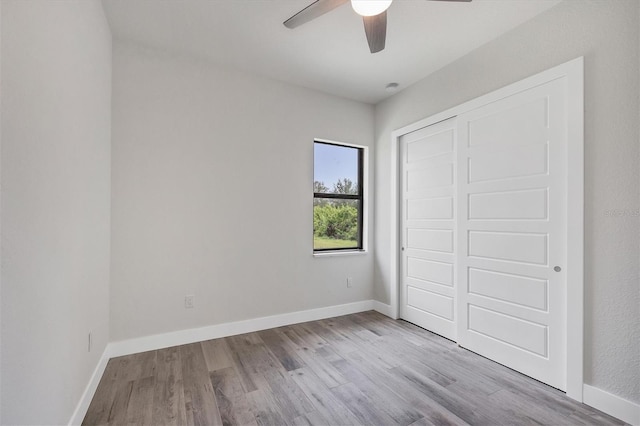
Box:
[88, 332, 92, 352]
[185, 294, 195, 309]
[347, 277, 353, 288]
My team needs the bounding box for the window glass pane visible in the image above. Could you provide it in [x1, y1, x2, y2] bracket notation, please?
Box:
[314, 143, 359, 195]
[313, 199, 360, 250]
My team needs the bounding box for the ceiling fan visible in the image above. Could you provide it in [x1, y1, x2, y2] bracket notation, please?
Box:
[284, 0, 471, 54]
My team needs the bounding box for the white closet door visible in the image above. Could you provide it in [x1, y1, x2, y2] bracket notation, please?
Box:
[400, 118, 457, 340]
[456, 79, 567, 390]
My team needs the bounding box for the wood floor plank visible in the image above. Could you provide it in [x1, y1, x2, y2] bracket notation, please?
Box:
[452, 346, 589, 418]
[117, 350, 158, 383]
[381, 330, 503, 395]
[201, 338, 233, 372]
[82, 359, 123, 425]
[210, 366, 258, 426]
[225, 334, 261, 393]
[152, 346, 187, 426]
[331, 357, 424, 425]
[293, 409, 331, 426]
[566, 406, 626, 426]
[180, 343, 223, 425]
[225, 332, 284, 393]
[383, 334, 487, 391]
[276, 327, 348, 388]
[257, 328, 305, 371]
[288, 367, 362, 426]
[84, 311, 624, 426]
[394, 318, 458, 351]
[330, 381, 398, 425]
[487, 388, 573, 425]
[301, 320, 360, 356]
[407, 416, 458, 426]
[343, 350, 468, 426]
[106, 380, 133, 426]
[136, 350, 158, 378]
[407, 417, 436, 426]
[351, 311, 392, 336]
[392, 363, 497, 425]
[125, 376, 155, 425]
[109, 357, 144, 425]
[245, 388, 290, 426]
[327, 316, 403, 369]
[286, 323, 329, 350]
[292, 413, 312, 426]
[261, 367, 316, 419]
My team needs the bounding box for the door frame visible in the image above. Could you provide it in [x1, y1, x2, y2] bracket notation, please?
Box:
[388, 57, 584, 401]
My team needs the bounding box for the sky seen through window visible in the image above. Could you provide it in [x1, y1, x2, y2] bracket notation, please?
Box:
[313, 143, 358, 191]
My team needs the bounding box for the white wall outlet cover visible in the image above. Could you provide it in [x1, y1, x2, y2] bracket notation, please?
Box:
[185, 295, 195, 309]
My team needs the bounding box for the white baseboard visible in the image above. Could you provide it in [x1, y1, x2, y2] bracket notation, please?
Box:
[372, 300, 395, 318]
[583, 384, 640, 425]
[109, 299, 375, 358]
[68, 347, 111, 425]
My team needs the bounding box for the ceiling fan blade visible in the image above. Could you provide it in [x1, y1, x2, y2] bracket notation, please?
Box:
[284, 0, 349, 29]
[363, 11, 387, 53]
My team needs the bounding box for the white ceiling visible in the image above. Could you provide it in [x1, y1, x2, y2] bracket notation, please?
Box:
[102, 0, 561, 104]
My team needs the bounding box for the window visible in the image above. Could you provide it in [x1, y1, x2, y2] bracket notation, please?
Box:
[313, 141, 364, 252]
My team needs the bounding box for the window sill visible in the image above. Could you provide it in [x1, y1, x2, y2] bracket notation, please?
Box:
[313, 250, 367, 258]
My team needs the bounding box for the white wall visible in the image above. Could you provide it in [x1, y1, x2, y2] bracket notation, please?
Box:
[110, 42, 375, 342]
[374, 0, 639, 406]
[0, 1, 112, 424]
[0, 1, 3, 423]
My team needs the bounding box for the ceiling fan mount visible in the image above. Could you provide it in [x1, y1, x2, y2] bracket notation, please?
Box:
[284, 0, 472, 54]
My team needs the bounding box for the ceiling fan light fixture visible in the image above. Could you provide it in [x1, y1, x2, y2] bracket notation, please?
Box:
[351, 0, 392, 17]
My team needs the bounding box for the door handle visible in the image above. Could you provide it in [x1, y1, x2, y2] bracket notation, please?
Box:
[554, 266, 562, 272]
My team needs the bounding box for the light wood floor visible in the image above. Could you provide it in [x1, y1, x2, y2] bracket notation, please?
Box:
[83, 311, 624, 426]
